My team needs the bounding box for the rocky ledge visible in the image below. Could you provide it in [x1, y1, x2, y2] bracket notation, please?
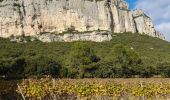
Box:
[36, 31, 112, 42]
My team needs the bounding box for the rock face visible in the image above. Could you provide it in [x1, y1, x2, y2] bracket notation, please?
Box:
[0, 0, 165, 41]
[36, 31, 112, 42]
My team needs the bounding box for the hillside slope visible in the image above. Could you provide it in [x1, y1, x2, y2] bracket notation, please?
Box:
[0, 33, 170, 78]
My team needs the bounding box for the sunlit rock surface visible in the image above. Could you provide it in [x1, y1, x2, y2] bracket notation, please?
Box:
[0, 0, 165, 42]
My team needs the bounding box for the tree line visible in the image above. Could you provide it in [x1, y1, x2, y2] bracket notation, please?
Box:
[0, 42, 170, 79]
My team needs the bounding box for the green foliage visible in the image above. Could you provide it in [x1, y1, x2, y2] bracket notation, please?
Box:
[110, 44, 142, 77]
[0, 32, 170, 78]
[24, 56, 61, 77]
[156, 62, 170, 77]
[67, 42, 99, 67]
[0, 58, 26, 78]
[66, 42, 99, 78]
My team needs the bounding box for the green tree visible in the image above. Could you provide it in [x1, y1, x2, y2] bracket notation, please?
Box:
[68, 42, 99, 67]
[24, 56, 61, 77]
[156, 62, 170, 77]
[67, 42, 99, 78]
[0, 58, 26, 78]
[109, 44, 142, 77]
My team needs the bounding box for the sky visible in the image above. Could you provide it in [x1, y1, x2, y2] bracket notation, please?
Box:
[125, 0, 170, 42]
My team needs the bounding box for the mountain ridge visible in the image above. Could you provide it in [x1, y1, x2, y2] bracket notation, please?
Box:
[0, 0, 165, 42]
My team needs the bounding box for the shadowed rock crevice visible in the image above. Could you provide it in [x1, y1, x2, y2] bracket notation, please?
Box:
[106, 0, 114, 33]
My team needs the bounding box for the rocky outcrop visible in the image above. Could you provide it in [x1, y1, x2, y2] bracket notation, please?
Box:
[131, 10, 164, 39]
[36, 31, 112, 42]
[0, 0, 165, 41]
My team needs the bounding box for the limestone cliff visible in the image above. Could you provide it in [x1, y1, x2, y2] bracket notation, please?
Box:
[0, 0, 165, 42]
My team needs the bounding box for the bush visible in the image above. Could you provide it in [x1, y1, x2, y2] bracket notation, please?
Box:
[0, 58, 26, 78]
[66, 42, 100, 78]
[156, 62, 170, 77]
[106, 44, 142, 77]
[24, 56, 61, 77]
[67, 42, 99, 67]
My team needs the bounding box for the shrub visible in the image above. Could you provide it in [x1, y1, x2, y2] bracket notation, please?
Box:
[24, 56, 61, 77]
[67, 42, 99, 67]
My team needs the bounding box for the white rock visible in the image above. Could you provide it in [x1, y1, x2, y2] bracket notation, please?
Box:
[36, 31, 112, 42]
[0, 0, 164, 41]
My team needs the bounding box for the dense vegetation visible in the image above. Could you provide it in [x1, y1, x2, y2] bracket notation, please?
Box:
[0, 32, 170, 78]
